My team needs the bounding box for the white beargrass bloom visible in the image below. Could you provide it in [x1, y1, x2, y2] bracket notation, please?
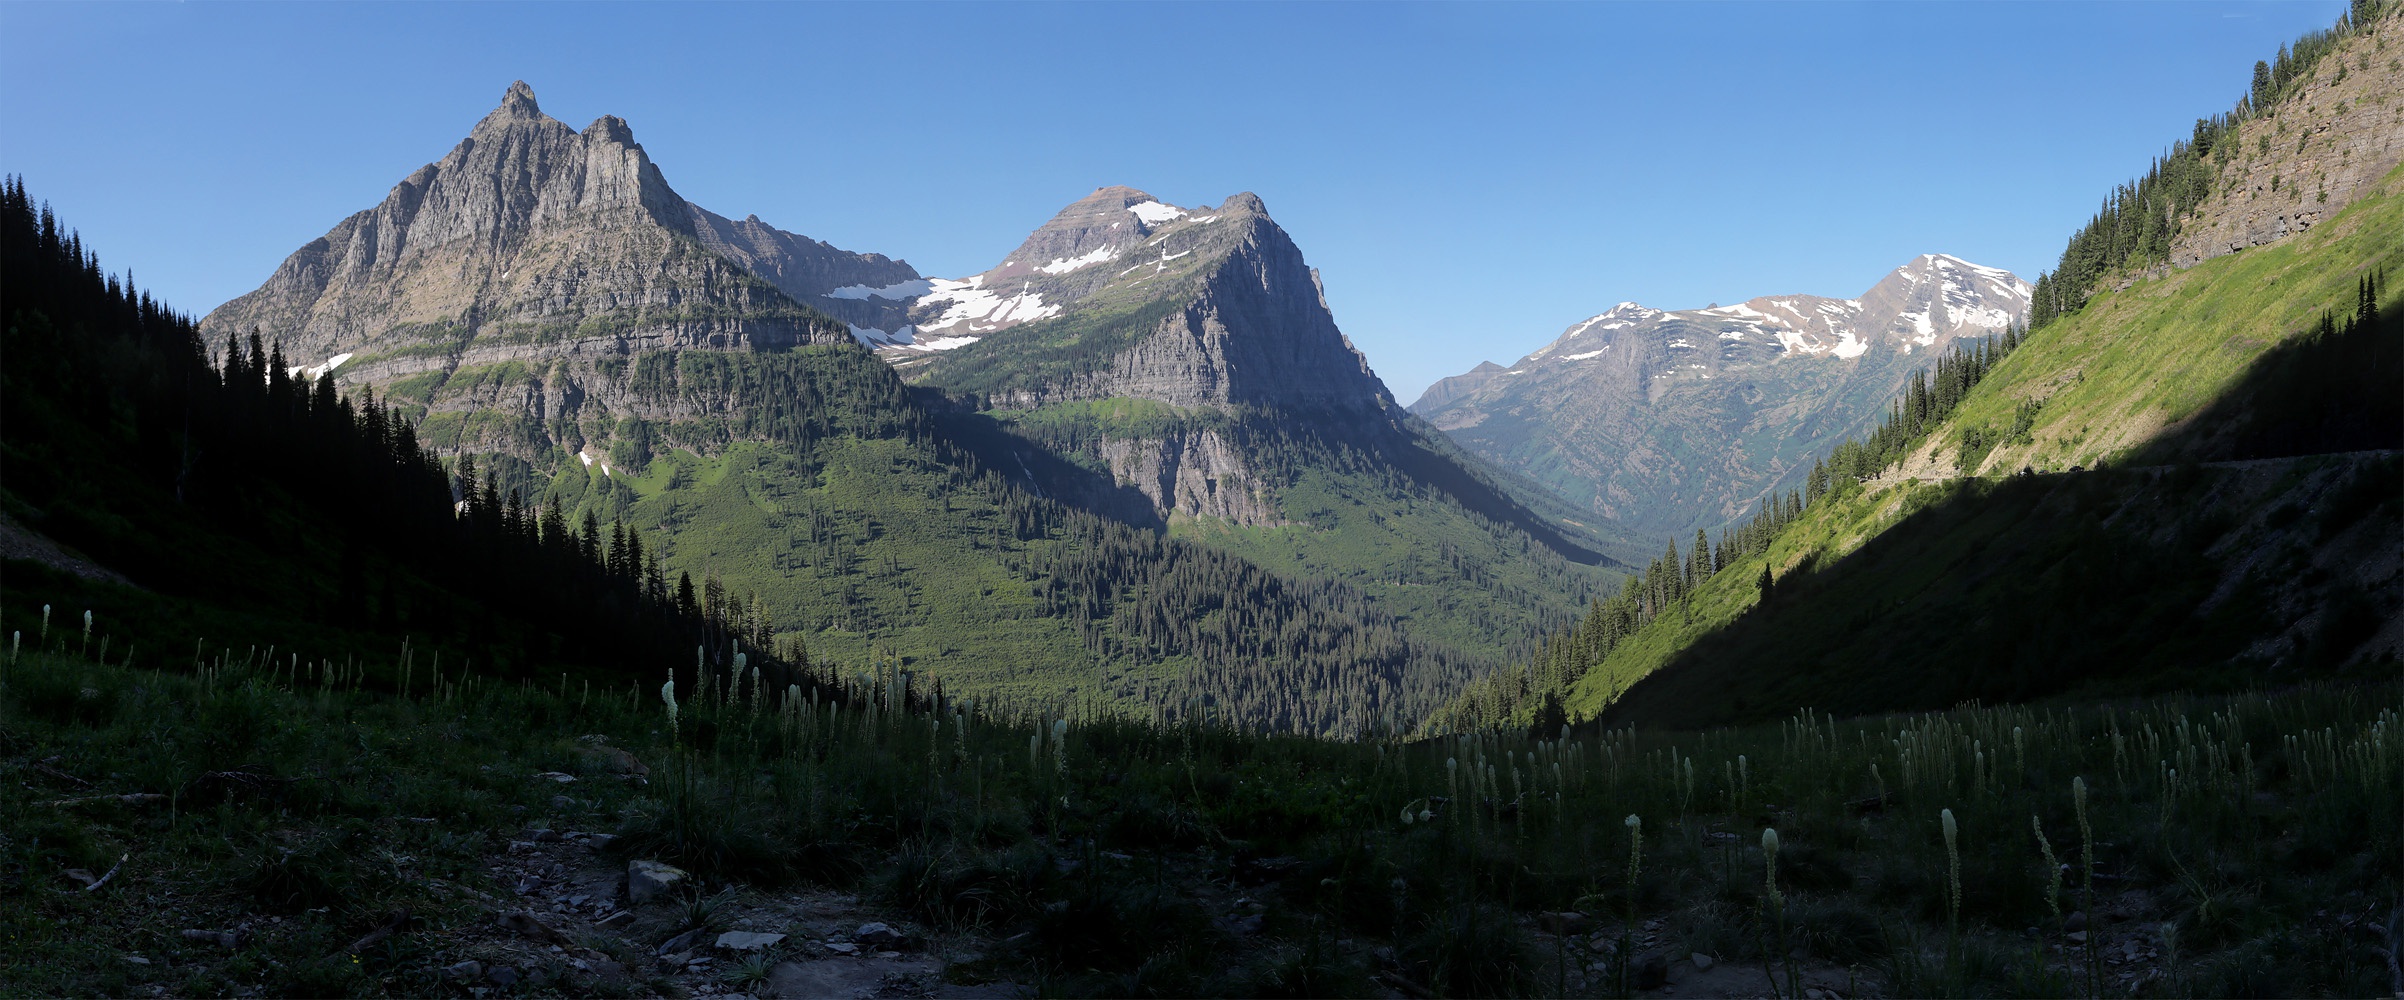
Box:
[1762, 827, 1782, 907]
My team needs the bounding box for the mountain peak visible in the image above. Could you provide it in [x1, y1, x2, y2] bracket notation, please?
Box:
[1219, 192, 1267, 216]
[500, 80, 541, 118]
[583, 115, 635, 146]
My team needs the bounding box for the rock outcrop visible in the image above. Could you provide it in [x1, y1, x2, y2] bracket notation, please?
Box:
[2169, 11, 2404, 268]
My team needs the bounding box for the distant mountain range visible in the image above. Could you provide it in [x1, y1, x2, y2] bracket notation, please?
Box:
[1410, 254, 2031, 537]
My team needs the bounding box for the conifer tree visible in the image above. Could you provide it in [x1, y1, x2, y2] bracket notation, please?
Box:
[579, 509, 602, 567]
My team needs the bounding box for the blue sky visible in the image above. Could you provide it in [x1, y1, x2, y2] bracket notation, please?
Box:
[0, 1, 2347, 399]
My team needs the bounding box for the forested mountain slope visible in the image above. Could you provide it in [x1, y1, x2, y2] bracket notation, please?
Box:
[0, 177, 787, 694]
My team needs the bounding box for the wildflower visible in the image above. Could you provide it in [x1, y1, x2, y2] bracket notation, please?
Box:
[661, 677, 680, 734]
[2032, 814, 2062, 922]
[1761, 827, 1782, 908]
[1941, 808, 1962, 940]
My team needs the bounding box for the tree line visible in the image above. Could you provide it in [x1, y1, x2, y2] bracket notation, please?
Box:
[2030, 0, 2391, 328]
[0, 176, 820, 704]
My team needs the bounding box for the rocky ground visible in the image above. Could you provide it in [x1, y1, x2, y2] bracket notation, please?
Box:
[445, 827, 1022, 1000]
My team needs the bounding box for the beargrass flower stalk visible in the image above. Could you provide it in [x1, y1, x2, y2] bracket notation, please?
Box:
[1030, 728, 1044, 772]
[1871, 762, 1888, 810]
[2033, 815, 2063, 924]
[1738, 754, 1750, 812]
[40, 605, 51, 643]
[1942, 808, 1963, 955]
[661, 677, 681, 748]
[1620, 813, 1643, 993]
[81, 610, 92, 658]
[1446, 757, 1459, 814]
[1764, 827, 1800, 996]
[2073, 776, 2096, 989]
[1051, 719, 1068, 776]
[1761, 827, 1781, 906]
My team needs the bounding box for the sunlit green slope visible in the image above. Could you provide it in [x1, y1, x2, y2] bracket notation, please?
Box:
[1484, 164, 2404, 730]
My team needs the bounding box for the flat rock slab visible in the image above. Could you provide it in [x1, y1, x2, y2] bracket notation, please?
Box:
[717, 930, 787, 952]
[764, 956, 940, 999]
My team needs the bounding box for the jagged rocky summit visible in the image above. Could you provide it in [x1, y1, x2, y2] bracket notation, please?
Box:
[863, 185, 1392, 414]
[201, 82, 915, 431]
[1412, 254, 2032, 537]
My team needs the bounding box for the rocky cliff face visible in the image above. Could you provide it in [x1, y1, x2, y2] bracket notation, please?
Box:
[200, 82, 908, 462]
[2170, 11, 2404, 268]
[1412, 255, 2031, 537]
[684, 203, 923, 335]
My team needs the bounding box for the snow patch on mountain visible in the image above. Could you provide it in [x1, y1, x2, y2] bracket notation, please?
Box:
[915, 275, 1061, 334]
[827, 278, 935, 300]
[1039, 246, 1120, 275]
[295, 352, 354, 381]
[1127, 201, 1186, 225]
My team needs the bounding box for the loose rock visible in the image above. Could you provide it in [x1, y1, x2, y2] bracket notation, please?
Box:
[443, 960, 484, 981]
[497, 909, 573, 945]
[716, 931, 787, 952]
[180, 928, 244, 948]
[1632, 951, 1670, 990]
[1691, 952, 1715, 971]
[627, 859, 688, 905]
[1539, 910, 1593, 935]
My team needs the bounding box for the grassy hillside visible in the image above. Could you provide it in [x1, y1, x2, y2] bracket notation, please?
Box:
[1428, 162, 2402, 734]
[1933, 164, 2404, 480]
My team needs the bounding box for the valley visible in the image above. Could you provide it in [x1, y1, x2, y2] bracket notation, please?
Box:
[3, 3, 2401, 998]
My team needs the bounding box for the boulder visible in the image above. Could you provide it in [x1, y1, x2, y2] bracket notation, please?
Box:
[1632, 951, 1669, 990]
[627, 859, 688, 905]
